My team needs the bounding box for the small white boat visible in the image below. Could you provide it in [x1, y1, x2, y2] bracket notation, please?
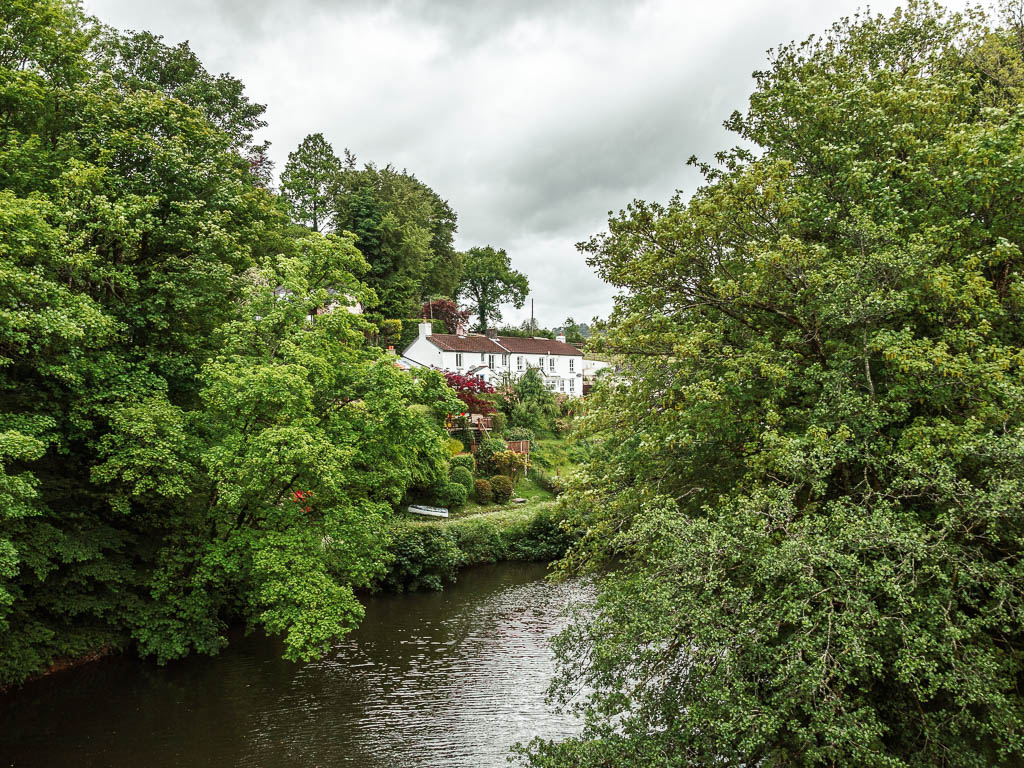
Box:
[407, 504, 449, 518]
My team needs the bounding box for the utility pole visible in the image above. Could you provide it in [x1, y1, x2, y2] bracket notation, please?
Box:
[530, 299, 534, 334]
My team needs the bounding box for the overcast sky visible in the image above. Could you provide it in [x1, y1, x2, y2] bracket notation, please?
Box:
[83, 0, 971, 329]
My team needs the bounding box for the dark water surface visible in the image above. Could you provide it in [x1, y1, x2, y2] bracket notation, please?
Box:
[1, 562, 587, 768]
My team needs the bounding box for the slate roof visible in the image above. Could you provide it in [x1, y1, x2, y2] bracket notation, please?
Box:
[426, 334, 583, 356]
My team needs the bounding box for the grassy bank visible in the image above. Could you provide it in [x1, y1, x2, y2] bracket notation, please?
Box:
[380, 498, 575, 592]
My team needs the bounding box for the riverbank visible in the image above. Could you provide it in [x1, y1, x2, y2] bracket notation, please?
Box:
[380, 498, 575, 592]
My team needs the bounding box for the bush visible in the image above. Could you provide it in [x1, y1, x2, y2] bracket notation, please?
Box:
[490, 411, 506, 433]
[453, 517, 507, 564]
[450, 453, 476, 473]
[450, 466, 474, 495]
[445, 482, 468, 508]
[378, 318, 403, 347]
[475, 436, 509, 475]
[474, 479, 493, 504]
[490, 475, 514, 503]
[381, 526, 464, 592]
[488, 450, 528, 481]
[445, 437, 464, 456]
[505, 426, 535, 445]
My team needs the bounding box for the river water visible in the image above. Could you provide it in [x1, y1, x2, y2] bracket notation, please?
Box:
[1, 562, 587, 768]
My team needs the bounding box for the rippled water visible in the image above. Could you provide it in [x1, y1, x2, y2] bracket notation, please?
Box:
[0, 562, 588, 768]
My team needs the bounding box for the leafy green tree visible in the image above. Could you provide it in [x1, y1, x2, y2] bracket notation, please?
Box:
[0, 0, 462, 684]
[331, 158, 459, 318]
[457, 245, 529, 331]
[280, 133, 342, 232]
[528, 4, 1024, 767]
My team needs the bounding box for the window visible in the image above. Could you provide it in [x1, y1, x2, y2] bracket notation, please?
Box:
[480, 353, 485, 362]
[559, 380, 565, 392]
[548, 357, 555, 371]
[538, 356, 544, 367]
[488, 354, 495, 369]
[569, 378, 575, 392]
[517, 356, 523, 371]
[455, 353, 463, 367]
[569, 358, 575, 373]
[502, 354, 509, 367]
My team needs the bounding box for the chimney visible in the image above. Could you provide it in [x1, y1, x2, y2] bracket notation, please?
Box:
[485, 328, 498, 339]
[418, 321, 433, 339]
[556, 334, 566, 343]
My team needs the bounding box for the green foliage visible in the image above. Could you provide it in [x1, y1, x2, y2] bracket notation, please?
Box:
[473, 479, 493, 505]
[0, 0, 462, 685]
[486, 451, 528, 482]
[489, 475, 514, 503]
[457, 245, 529, 330]
[380, 502, 574, 591]
[332, 159, 459, 318]
[378, 318, 403, 347]
[449, 466, 474, 495]
[280, 133, 342, 232]
[489, 411, 506, 433]
[505, 426, 535, 445]
[379, 526, 464, 592]
[444, 437, 463, 457]
[530, 469, 565, 497]
[502, 369, 558, 432]
[530, 5, 1024, 767]
[449, 453, 476, 474]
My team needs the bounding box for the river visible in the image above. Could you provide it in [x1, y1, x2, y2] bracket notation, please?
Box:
[0, 562, 587, 768]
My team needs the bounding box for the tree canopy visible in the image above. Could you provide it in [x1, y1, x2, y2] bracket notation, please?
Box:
[457, 245, 529, 331]
[528, 3, 1024, 767]
[280, 132, 342, 232]
[0, 0, 460, 685]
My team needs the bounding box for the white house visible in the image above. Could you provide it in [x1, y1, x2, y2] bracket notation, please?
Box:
[402, 322, 586, 396]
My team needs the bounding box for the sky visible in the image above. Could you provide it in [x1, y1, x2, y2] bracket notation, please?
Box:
[83, 0, 972, 329]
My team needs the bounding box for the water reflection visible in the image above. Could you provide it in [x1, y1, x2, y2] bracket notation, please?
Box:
[0, 562, 587, 768]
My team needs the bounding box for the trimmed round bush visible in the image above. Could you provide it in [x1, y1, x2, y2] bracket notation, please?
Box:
[450, 453, 476, 473]
[490, 475, 514, 503]
[450, 466, 474, 495]
[474, 479, 493, 504]
[444, 482, 468, 508]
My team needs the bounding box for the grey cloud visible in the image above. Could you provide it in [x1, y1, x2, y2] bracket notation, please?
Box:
[83, 0, 970, 328]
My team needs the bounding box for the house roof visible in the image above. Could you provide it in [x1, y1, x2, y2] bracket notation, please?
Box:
[425, 333, 583, 357]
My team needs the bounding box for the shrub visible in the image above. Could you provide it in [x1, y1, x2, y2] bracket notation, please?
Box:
[378, 318, 403, 346]
[473, 479, 493, 504]
[445, 437, 464, 456]
[453, 517, 507, 564]
[450, 453, 476, 473]
[488, 450, 528, 481]
[381, 526, 463, 592]
[450, 466, 474, 495]
[489, 475, 514, 503]
[444, 482, 468, 508]
[475, 436, 509, 474]
[490, 411, 506, 433]
[505, 426, 535, 445]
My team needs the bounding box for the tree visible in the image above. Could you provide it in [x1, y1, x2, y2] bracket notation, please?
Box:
[457, 246, 529, 331]
[527, 4, 1024, 767]
[443, 372, 496, 415]
[280, 133, 342, 232]
[331, 158, 459, 318]
[0, 0, 462, 685]
[421, 299, 469, 335]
